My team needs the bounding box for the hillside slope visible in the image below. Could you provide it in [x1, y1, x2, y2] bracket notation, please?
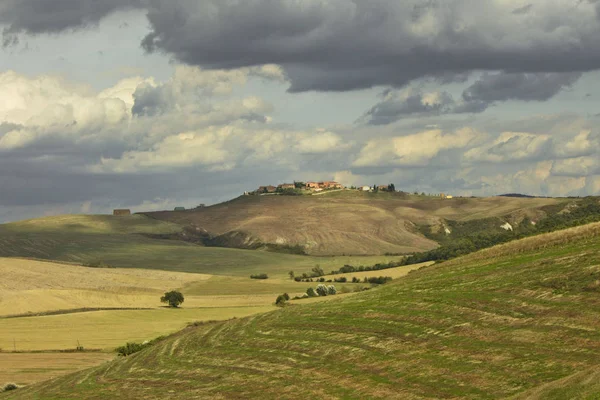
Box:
[145, 191, 563, 255]
[0, 214, 403, 278]
[11, 222, 600, 399]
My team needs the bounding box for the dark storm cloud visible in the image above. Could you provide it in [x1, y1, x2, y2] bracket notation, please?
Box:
[0, 0, 142, 35]
[138, 0, 600, 92]
[363, 71, 582, 125]
[462, 72, 582, 104]
[362, 91, 469, 125]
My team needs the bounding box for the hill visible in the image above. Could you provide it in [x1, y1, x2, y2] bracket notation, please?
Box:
[0, 214, 402, 278]
[144, 191, 564, 255]
[10, 222, 600, 399]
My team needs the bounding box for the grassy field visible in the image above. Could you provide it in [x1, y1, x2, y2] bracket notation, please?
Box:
[0, 307, 275, 351]
[0, 257, 361, 352]
[145, 191, 564, 255]
[9, 222, 600, 399]
[0, 353, 113, 387]
[0, 215, 404, 278]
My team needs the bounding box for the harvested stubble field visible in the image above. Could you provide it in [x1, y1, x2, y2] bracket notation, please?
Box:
[8, 222, 600, 399]
[146, 191, 563, 255]
[0, 257, 361, 352]
[0, 214, 405, 278]
[0, 353, 114, 387]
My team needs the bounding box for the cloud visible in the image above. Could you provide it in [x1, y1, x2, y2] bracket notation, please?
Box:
[551, 156, 600, 177]
[0, 0, 142, 39]
[512, 4, 533, 15]
[464, 132, 552, 163]
[361, 87, 489, 125]
[4, 1, 600, 91]
[353, 128, 478, 167]
[138, 0, 600, 92]
[462, 72, 582, 104]
[294, 130, 349, 154]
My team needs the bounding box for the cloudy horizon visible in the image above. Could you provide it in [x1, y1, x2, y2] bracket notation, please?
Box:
[1, 0, 600, 222]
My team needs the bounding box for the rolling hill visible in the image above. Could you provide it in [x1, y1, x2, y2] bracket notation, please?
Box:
[0, 214, 403, 278]
[144, 191, 565, 255]
[9, 222, 600, 399]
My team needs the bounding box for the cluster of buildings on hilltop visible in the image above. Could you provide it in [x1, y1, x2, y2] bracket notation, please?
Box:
[254, 181, 344, 194]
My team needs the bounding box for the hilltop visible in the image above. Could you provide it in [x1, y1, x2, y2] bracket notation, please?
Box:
[144, 191, 565, 255]
[11, 222, 600, 399]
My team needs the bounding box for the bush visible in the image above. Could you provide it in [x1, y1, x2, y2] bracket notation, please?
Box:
[116, 342, 148, 357]
[306, 287, 318, 297]
[364, 276, 393, 285]
[3, 383, 18, 392]
[250, 273, 269, 279]
[275, 293, 290, 306]
[160, 291, 184, 308]
[352, 277, 360, 283]
[315, 284, 328, 296]
[326, 285, 337, 295]
[334, 277, 347, 283]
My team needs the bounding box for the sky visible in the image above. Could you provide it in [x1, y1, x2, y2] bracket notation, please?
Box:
[0, 0, 600, 222]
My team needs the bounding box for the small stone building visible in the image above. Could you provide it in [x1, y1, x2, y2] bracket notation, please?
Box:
[113, 209, 131, 216]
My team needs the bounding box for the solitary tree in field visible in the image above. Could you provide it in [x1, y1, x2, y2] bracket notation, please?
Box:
[161, 291, 184, 308]
[289, 270, 295, 280]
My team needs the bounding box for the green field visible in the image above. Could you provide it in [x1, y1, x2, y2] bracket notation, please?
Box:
[0, 215, 404, 278]
[8, 222, 600, 399]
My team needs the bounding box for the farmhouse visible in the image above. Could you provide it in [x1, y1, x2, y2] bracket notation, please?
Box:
[113, 209, 131, 216]
[278, 183, 295, 190]
[258, 185, 277, 193]
[305, 182, 321, 189]
[361, 186, 371, 192]
[322, 181, 343, 189]
[377, 185, 389, 191]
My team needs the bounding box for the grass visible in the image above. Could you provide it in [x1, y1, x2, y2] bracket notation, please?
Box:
[0, 353, 113, 387]
[0, 307, 274, 351]
[0, 258, 210, 316]
[0, 215, 405, 278]
[9, 222, 600, 399]
[145, 191, 563, 255]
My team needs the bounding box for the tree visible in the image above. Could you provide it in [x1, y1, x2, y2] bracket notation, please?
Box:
[288, 270, 295, 280]
[388, 183, 396, 192]
[311, 265, 325, 277]
[161, 291, 184, 308]
[306, 287, 318, 297]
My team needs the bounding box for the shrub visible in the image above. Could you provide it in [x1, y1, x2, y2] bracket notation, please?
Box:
[334, 277, 347, 283]
[116, 342, 148, 357]
[160, 291, 184, 308]
[250, 273, 269, 279]
[3, 383, 18, 392]
[352, 277, 360, 283]
[315, 284, 328, 296]
[311, 265, 325, 277]
[327, 285, 337, 295]
[364, 276, 393, 285]
[275, 294, 288, 306]
[306, 287, 318, 297]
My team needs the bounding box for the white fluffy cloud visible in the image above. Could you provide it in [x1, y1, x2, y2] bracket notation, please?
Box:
[354, 128, 478, 167]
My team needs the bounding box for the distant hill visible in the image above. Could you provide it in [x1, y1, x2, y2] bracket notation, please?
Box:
[499, 193, 538, 198]
[15, 222, 600, 399]
[144, 190, 565, 255]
